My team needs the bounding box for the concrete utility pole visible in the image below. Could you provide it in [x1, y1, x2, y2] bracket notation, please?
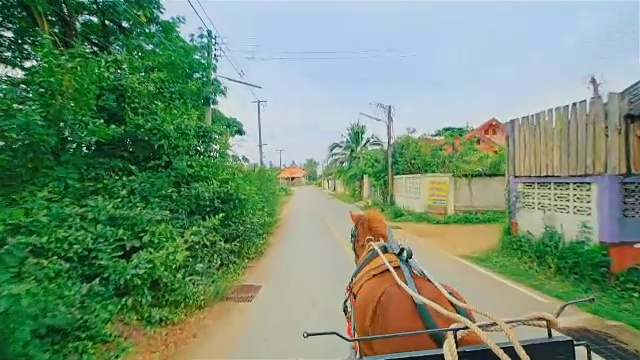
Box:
[385, 105, 394, 205]
[251, 99, 267, 166]
[204, 29, 214, 125]
[358, 103, 394, 204]
[276, 149, 284, 168]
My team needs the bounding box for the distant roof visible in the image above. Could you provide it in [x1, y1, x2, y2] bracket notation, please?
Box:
[277, 165, 307, 179]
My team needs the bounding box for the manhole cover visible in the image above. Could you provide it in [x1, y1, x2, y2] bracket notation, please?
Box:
[225, 284, 262, 303]
[560, 327, 640, 360]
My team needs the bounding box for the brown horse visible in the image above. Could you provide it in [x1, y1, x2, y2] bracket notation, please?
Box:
[345, 209, 484, 357]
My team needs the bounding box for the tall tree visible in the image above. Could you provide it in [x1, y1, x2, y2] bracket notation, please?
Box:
[302, 158, 319, 180]
[327, 121, 383, 168]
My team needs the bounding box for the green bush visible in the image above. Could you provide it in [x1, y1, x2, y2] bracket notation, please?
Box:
[370, 202, 507, 224]
[498, 226, 639, 295]
[0, 2, 286, 359]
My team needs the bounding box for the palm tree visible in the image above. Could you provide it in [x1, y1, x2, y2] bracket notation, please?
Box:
[326, 121, 383, 168]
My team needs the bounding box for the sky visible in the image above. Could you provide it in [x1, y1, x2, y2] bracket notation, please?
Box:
[162, 0, 639, 167]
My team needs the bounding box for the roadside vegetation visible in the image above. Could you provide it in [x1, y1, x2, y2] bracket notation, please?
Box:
[368, 203, 506, 224]
[0, 1, 288, 359]
[472, 226, 640, 330]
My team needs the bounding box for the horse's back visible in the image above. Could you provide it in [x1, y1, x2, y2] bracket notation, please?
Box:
[354, 271, 482, 356]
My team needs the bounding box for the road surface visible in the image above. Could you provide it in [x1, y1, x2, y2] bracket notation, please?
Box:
[176, 186, 603, 359]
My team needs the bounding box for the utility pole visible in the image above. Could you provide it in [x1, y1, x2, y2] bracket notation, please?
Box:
[358, 103, 394, 204]
[204, 29, 214, 126]
[385, 105, 394, 205]
[251, 99, 267, 166]
[276, 149, 284, 168]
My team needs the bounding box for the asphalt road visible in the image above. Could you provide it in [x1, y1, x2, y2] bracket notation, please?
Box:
[177, 186, 603, 360]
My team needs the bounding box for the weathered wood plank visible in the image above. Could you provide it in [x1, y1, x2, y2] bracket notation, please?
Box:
[592, 98, 607, 174]
[522, 115, 532, 176]
[576, 101, 587, 174]
[618, 94, 629, 173]
[553, 107, 562, 176]
[568, 103, 579, 175]
[583, 100, 594, 175]
[516, 117, 524, 176]
[535, 112, 544, 175]
[560, 105, 570, 176]
[505, 120, 515, 176]
[548, 108, 557, 176]
[606, 92, 622, 174]
[532, 113, 540, 176]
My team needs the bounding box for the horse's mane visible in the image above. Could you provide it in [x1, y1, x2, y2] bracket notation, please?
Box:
[363, 209, 388, 239]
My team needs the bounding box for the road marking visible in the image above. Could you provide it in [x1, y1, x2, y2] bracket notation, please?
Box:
[452, 256, 551, 303]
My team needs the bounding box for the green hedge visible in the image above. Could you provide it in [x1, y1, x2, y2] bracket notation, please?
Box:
[0, 3, 287, 358]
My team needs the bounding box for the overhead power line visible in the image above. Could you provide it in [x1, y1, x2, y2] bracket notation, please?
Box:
[242, 53, 418, 61]
[186, 0, 208, 29]
[227, 48, 402, 55]
[193, 0, 259, 99]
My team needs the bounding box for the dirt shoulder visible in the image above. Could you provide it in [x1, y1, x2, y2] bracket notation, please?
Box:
[392, 222, 502, 256]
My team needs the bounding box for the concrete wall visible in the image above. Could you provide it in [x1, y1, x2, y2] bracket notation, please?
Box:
[453, 176, 507, 211]
[325, 179, 346, 194]
[394, 174, 455, 215]
[511, 179, 599, 242]
[393, 174, 506, 214]
[508, 175, 640, 272]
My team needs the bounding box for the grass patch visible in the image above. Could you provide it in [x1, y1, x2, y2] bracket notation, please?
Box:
[366, 202, 507, 224]
[332, 192, 360, 204]
[469, 225, 640, 330]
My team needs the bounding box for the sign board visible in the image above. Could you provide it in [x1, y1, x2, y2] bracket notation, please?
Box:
[427, 178, 450, 214]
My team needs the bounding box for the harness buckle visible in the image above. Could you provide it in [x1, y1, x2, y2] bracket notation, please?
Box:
[394, 244, 413, 261]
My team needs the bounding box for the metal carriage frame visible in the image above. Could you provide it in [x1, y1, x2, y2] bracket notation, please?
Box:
[303, 298, 595, 360]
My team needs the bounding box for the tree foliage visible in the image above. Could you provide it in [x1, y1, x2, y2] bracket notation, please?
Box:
[0, 1, 285, 359]
[326, 121, 383, 196]
[302, 158, 319, 180]
[431, 126, 472, 138]
[325, 124, 505, 201]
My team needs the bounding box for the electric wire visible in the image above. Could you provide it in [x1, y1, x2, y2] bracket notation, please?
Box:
[194, 0, 259, 99]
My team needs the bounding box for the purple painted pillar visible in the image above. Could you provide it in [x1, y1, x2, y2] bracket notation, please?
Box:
[597, 175, 620, 243]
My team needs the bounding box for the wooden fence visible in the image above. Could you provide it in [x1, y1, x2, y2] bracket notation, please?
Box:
[505, 92, 638, 176]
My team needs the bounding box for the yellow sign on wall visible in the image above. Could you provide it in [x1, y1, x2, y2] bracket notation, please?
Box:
[427, 179, 449, 206]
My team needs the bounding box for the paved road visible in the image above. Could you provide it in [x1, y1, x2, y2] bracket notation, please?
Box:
[178, 186, 603, 359]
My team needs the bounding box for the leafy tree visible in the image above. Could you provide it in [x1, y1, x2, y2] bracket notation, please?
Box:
[302, 158, 319, 180]
[0, 1, 285, 359]
[327, 121, 383, 168]
[431, 126, 472, 138]
[326, 121, 383, 197]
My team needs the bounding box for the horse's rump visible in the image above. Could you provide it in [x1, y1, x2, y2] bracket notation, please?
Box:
[351, 259, 482, 356]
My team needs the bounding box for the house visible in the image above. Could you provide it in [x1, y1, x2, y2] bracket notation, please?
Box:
[423, 118, 505, 154]
[277, 165, 307, 186]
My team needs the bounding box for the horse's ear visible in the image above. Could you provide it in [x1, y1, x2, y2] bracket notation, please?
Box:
[349, 211, 361, 224]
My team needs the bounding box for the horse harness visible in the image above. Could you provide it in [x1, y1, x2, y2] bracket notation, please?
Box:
[343, 222, 474, 349]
